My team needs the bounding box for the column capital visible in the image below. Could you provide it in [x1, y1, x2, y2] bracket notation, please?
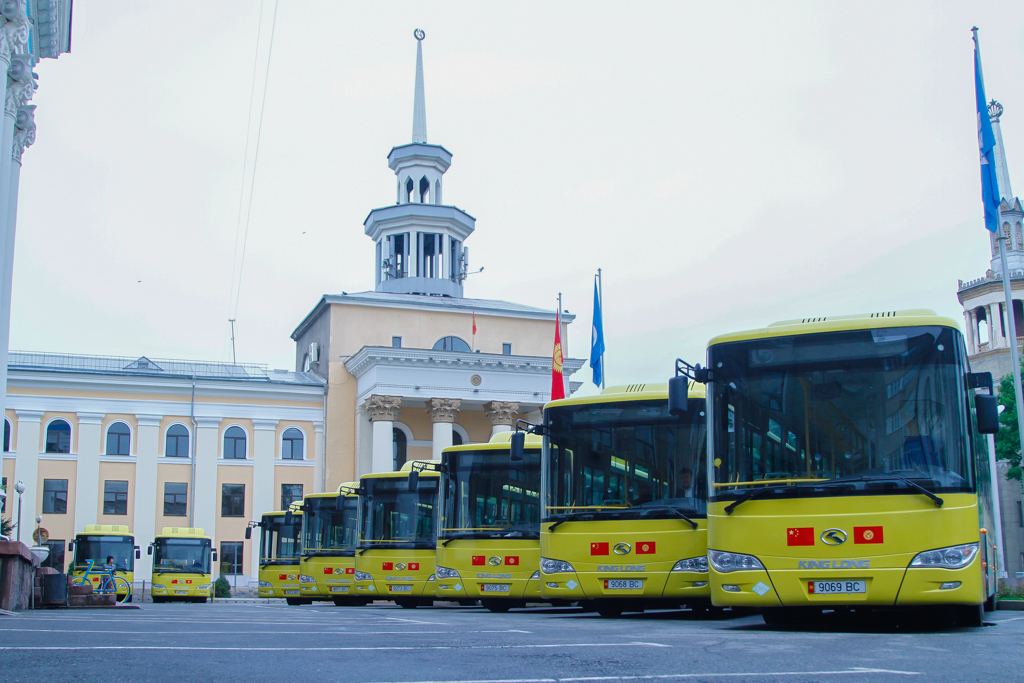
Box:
[135, 414, 163, 428]
[0, 8, 30, 65]
[427, 398, 460, 424]
[12, 103, 34, 163]
[484, 401, 519, 427]
[14, 409, 44, 421]
[5, 53, 34, 119]
[252, 418, 279, 431]
[366, 395, 402, 422]
[195, 416, 222, 429]
[76, 411, 105, 425]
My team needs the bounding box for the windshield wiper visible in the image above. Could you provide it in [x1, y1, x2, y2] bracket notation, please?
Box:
[635, 504, 699, 529]
[849, 474, 944, 507]
[724, 485, 788, 515]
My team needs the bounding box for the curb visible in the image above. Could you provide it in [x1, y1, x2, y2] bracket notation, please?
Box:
[996, 601, 1024, 611]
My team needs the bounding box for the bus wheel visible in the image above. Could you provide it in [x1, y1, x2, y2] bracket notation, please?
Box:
[287, 598, 306, 606]
[761, 608, 794, 625]
[984, 593, 996, 613]
[596, 601, 623, 618]
[152, 596, 165, 604]
[955, 604, 984, 627]
[482, 599, 511, 613]
[396, 599, 417, 609]
[192, 597, 207, 604]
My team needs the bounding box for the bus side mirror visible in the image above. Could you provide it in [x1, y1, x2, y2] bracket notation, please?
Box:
[408, 470, 420, 491]
[668, 376, 689, 416]
[245, 527, 252, 540]
[510, 431, 525, 462]
[147, 545, 153, 556]
[976, 394, 999, 434]
[67, 541, 74, 551]
[284, 510, 294, 526]
[135, 547, 141, 560]
[212, 550, 218, 562]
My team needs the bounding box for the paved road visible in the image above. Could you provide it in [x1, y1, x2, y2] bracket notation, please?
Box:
[2, 602, 1022, 682]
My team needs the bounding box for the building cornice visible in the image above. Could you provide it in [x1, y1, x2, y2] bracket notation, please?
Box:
[344, 346, 584, 380]
[363, 203, 476, 242]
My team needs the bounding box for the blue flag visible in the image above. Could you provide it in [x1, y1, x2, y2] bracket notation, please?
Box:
[589, 280, 605, 387]
[975, 33, 1000, 233]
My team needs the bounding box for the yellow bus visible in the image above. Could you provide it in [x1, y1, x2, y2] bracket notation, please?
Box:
[538, 383, 710, 617]
[436, 432, 543, 612]
[298, 484, 364, 606]
[148, 527, 216, 603]
[669, 310, 1000, 626]
[354, 461, 440, 608]
[68, 524, 140, 601]
[250, 508, 305, 604]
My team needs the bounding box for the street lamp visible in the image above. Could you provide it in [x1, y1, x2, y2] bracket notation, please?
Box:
[14, 480, 25, 542]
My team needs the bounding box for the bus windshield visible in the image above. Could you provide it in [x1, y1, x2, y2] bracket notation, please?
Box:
[543, 398, 707, 522]
[360, 476, 438, 549]
[153, 537, 211, 574]
[260, 513, 302, 564]
[301, 496, 358, 557]
[708, 325, 974, 501]
[74, 535, 135, 572]
[440, 448, 541, 541]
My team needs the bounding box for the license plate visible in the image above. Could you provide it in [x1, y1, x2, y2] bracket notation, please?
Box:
[481, 584, 511, 593]
[329, 586, 349, 593]
[284, 590, 299, 595]
[808, 580, 866, 595]
[389, 585, 412, 592]
[175, 590, 188, 595]
[604, 579, 643, 590]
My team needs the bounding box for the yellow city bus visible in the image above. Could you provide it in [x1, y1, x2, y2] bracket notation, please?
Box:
[436, 432, 543, 612]
[298, 484, 364, 606]
[538, 383, 710, 617]
[669, 310, 1000, 626]
[250, 508, 305, 604]
[68, 524, 140, 601]
[149, 527, 216, 603]
[354, 461, 440, 608]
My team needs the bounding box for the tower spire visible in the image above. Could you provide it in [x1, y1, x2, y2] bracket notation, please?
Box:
[412, 29, 427, 144]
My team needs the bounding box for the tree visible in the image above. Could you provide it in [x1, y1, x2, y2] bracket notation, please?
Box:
[995, 370, 1023, 482]
[1, 516, 11, 538]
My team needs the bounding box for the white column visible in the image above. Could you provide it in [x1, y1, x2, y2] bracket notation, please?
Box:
[427, 398, 460, 460]
[964, 310, 976, 356]
[133, 414, 161, 581]
[251, 418, 277, 580]
[485, 401, 519, 438]
[986, 306, 995, 348]
[192, 417, 220, 537]
[11, 409, 42, 541]
[74, 412, 104, 533]
[312, 420, 324, 493]
[365, 395, 401, 473]
[995, 303, 1007, 348]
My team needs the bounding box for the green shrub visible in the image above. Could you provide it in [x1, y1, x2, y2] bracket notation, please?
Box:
[1, 516, 11, 538]
[997, 584, 1024, 600]
[214, 576, 231, 598]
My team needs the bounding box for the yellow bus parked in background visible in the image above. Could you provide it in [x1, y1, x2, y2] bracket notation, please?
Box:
[149, 527, 216, 603]
[299, 484, 364, 606]
[354, 461, 440, 608]
[250, 508, 305, 604]
[436, 432, 543, 612]
[68, 525, 140, 601]
[538, 383, 710, 617]
[669, 310, 1000, 626]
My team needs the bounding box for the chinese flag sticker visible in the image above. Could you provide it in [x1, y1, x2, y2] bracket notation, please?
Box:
[345, 568, 355, 575]
[279, 574, 287, 580]
[854, 526, 884, 544]
[636, 542, 656, 555]
[409, 563, 420, 570]
[382, 562, 394, 570]
[472, 555, 485, 566]
[324, 567, 333, 574]
[505, 556, 520, 566]
[591, 542, 609, 556]
[787, 527, 815, 546]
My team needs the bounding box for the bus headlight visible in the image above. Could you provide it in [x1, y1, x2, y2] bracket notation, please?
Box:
[540, 557, 575, 574]
[708, 550, 765, 573]
[258, 581, 273, 588]
[435, 566, 460, 579]
[672, 556, 709, 573]
[196, 584, 212, 591]
[353, 571, 373, 581]
[299, 575, 316, 584]
[530, 571, 540, 580]
[909, 543, 979, 569]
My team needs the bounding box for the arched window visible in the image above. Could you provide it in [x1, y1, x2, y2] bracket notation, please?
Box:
[452, 430, 463, 446]
[432, 336, 471, 352]
[165, 424, 190, 457]
[3, 418, 10, 452]
[405, 177, 414, 203]
[282, 428, 304, 460]
[419, 176, 430, 203]
[224, 426, 247, 459]
[45, 419, 71, 454]
[106, 422, 131, 455]
[393, 428, 407, 471]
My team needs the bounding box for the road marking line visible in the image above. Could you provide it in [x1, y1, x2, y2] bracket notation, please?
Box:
[0, 642, 666, 652]
[349, 669, 921, 683]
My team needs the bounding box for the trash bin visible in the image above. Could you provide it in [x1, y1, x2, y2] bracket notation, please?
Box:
[41, 573, 68, 606]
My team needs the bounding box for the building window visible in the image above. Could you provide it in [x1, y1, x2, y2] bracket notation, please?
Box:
[453, 431, 463, 446]
[220, 541, 244, 575]
[164, 482, 188, 517]
[223, 426, 247, 459]
[42, 540, 65, 572]
[42, 479, 68, 514]
[3, 418, 9, 451]
[282, 428, 304, 460]
[432, 336, 471, 352]
[393, 428, 407, 471]
[103, 480, 128, 515]
[392, 336, 402, 348]
[502, 343, 512, 355]
[221, 484, 245, 517]
[106, 422, 131, 455]
[282, 484, 303, 510]
[165, 424, 190, 457]
[1, 476, 5, 514]
[45, 419, 71, 454]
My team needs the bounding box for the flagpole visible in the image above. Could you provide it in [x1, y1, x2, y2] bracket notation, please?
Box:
[597, 268, 605, 390]
[558, 292, 564, 397]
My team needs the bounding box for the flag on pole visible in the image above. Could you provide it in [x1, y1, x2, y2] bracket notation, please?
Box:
[472, 311, 477, 335]
[589, 280, 605, 387]
[551, 309, 565, 401]
[974, 30, 1000, 233]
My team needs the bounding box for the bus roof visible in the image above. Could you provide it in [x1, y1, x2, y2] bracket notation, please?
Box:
[158, 527, 209, 539]
[361, 460, 441, 480]
[443, 431, 542, 453]
[262, 510, 303, 518]
[545, 380, 705, 411]
[707, 309, 960, 346]
[79, 524, 132, 536]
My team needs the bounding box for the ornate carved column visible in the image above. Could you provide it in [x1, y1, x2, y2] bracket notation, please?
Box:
[427, 398, 460, 460]
[366, 395, 401, 473]
[485, 401, 519, 436]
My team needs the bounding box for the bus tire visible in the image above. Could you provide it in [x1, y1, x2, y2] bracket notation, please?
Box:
[984, 593, 996, 613]
[955, 604, 984, 627]
[152, 596, 165, 604]
[287, 598, 306, 606]
[482, 599, 511, 613]
[192, 597, 207, 604]
[396, 599, 417, 609]
[596, 601, 623, 618]
[761, 608, 793, 625]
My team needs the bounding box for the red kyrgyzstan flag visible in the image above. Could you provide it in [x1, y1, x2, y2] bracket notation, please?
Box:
[382, 562, 394, 570]
[636, 541, 656, 555]
[591, 542, 609, 556]
[472, 555, 485, 566]
[345, 568, 355, 575]
[787, 527, 815, 546]
[854, 526, 884, 544]
[505, 556, 519, 566]
[551, 309, 565, 400]
[473, 311, 477, 335]
[409, 562, 420, 570]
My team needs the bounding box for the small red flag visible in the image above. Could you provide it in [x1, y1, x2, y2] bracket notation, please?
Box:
[472, 311, 477, 335]
[382, 562, 394, 570]
[505, 556, 519, 566]
[636, 541, 656, 554]
[345, 568, 355, 575]
[591, 542, 609, 555]
[279, 574, 287, 580]
[787, 527, 815, 546]
[409, 562, 420, 570]
[854, 526, 884, 544]
[472, 555, 485, 566]
[551, 309, 565, 400]
[323, 567, 333, 574]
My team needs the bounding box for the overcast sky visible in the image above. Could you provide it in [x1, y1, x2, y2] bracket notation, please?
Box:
[12, 1, 1024, 393]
